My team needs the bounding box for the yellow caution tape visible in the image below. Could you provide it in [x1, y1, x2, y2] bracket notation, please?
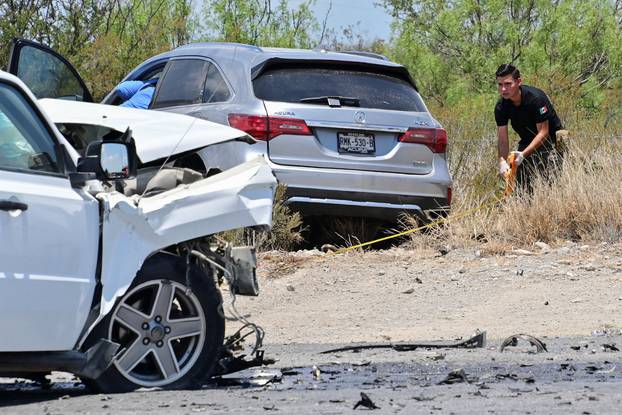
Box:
[329, 198, 502, 255]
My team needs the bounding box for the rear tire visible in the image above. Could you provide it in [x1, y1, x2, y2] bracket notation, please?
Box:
[85, 253, 224, 393]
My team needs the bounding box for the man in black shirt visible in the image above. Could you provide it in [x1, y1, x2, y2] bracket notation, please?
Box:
[494, 64, 563, 191]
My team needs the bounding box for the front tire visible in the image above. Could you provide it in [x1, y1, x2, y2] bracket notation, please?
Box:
[87, 254, 224, 393]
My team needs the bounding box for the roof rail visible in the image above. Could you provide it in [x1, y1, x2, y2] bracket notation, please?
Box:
[176, 42, 263, 53]
[339, 51, 390, 61]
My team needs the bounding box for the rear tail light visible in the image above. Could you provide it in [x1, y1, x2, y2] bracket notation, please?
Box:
[398, 127, 447, 153]
[447, 187, 452, 206]
[228, 114, 312, 141]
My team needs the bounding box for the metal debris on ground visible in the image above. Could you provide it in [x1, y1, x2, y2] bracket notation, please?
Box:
[424, 352, 446, 361]
[210, 369, 282, 387]
[353, 392, 380, 410]
[321, 244, 338, 253]
[438, 368, 471, 385]
[499, 334, 548, 353]
[320, 330, 486, 354]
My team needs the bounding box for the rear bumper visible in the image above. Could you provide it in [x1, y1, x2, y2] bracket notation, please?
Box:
[275, 159, 451, 220]
[286, 194, 449, 221]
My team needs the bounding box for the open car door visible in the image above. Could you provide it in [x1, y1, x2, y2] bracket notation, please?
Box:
[8, 38, 93, 102]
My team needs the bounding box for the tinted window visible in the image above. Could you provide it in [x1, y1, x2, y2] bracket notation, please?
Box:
[0, 83, 58, 173]
[253, 67, 426, 112]
[203, 63, 231, 103]
[16, 45, 87, 101]
[152, 59, 209, 108]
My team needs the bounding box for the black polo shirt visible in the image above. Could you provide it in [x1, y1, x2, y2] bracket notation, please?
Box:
[494, 85, 562, 151]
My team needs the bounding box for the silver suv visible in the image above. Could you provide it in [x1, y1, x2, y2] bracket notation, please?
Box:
[12, 40, 452, 221]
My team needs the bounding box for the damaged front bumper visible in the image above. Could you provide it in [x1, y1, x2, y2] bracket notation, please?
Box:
[97, 156, 276, 318]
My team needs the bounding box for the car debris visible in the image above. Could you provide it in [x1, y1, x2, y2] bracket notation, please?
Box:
[425, 352, 446, 361]
[353, 392, 380, 410]
[438, 368, 471, 385]
[320, 330, 486, 354]
[602, 344, 620, 352]
[499, 334, 548, 353]
[211, 369, 283, 388]
[321, 244, 338, 253]
[560, 363, 577, 371]
[412, 395, 435, 402]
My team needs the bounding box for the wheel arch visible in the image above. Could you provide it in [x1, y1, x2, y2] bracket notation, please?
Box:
[80, 249, 225, 392]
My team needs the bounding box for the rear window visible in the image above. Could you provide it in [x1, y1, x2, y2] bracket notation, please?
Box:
[253, 67, 427, 112]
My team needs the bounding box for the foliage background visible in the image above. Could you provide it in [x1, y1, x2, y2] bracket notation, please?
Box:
[2, 0, 621, 245]
[3, 0, 621, 150]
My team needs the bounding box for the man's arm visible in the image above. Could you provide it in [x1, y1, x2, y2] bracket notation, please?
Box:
[521, 120, 549, 157]
[497, 125, 509, 161]
[115, 81, 144, 101]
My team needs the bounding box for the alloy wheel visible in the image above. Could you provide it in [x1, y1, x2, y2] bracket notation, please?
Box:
[109, 279, 206, 387]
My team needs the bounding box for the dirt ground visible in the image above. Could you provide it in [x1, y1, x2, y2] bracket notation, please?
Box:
[3, 241, 622, 414]
[232, 240, 622, 344]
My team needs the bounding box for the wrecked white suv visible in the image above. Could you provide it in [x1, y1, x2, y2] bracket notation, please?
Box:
[0, 71, 276, 392]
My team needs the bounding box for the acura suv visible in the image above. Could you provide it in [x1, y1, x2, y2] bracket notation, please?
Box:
[11, 40, 453, 221]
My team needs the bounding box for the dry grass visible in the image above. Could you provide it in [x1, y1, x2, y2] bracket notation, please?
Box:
[405, 108, 622, 249]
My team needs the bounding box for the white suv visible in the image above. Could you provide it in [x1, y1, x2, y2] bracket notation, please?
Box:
[0, 71, 276, 392]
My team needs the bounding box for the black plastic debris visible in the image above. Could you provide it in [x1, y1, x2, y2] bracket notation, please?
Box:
[584, 365, 601, 374]
[321, 330, 486, 354]
[495, 373, 519, 381]
[499, 334, 547, 353]
[353, 392, 380, 410]
[412, 395, 435, 402]
[602, 344, 620, 352]
[438, 369, 470, 385]
[560, 364, 577, 371]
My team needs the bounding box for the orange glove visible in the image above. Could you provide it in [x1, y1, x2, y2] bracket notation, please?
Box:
[504, 153, 518, 197]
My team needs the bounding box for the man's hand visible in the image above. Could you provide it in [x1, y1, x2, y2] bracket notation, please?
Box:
[510, 151, 524, 166]
[499, 159, 510, 176]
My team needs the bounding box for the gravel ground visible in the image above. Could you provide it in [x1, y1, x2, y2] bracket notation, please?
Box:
[1, 241, 621, 413]
[243, 241, 622, 344]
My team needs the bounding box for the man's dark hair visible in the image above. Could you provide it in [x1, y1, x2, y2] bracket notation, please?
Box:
[496, 64, 520, 79]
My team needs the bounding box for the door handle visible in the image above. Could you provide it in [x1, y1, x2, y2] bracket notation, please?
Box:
[0, 200, 28, 212]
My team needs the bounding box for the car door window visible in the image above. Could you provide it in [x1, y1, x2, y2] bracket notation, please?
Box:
[203, 63, 231, 103]
[151, 59, 209, 109]
[0, 83, 58, 173]
[13, 45, 88, 101]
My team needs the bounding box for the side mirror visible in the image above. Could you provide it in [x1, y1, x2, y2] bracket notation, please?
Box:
[76, 128, 138, 182]
[100, 142, 130, 179]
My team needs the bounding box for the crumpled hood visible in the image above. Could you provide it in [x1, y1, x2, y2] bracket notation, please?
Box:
[38, 98, 254, 164]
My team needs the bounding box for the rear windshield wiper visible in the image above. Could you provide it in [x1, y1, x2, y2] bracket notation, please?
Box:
[300, 96, 360, 107]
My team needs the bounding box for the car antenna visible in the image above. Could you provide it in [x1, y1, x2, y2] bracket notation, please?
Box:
[136, 118, 197, 203]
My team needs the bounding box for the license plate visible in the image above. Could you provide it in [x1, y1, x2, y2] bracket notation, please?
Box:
[338, 132, 375, 155]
